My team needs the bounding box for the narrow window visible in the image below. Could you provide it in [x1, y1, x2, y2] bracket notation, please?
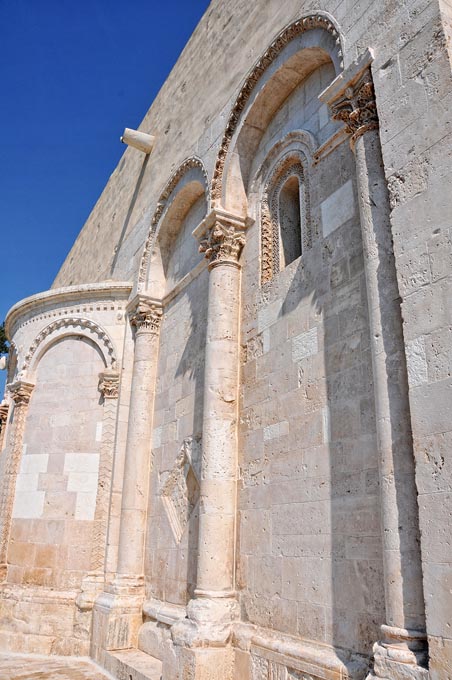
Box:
[278, 174, 302, 268]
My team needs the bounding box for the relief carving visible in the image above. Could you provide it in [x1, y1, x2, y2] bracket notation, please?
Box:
[98, 369, 120, 399]
[160, 437, 200, 544]
[329, 68, 378, 147]
[130, 298, 163, 334]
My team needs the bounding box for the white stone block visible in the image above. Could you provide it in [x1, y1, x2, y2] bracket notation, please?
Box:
[406, 336, 428, 387]
[263, 329, 271, 354]
[15, 473, 39, 492]
[19, 453, 49, 474]
[12, 490, 45, 519]
[264, 421, 289, 441]
[152, 425, 162, 449]
[292, 327, 318, 362]
[75, 491, 97, 520]
[321, 179, 355, 237]
[64, 452, 99, 474]
[258, 299, 282, 333]
[67, 471, 99, 493]
[95, 421, 103, 442]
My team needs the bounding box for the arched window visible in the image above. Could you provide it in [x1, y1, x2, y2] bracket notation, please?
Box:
[261, 152, 310, 284]
[278, 174, 302, 268]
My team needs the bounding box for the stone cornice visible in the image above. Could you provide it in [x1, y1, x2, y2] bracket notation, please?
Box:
[5, 281, 133, 339]
[127, 294, 163, 334]
[193, 208, 251, 269]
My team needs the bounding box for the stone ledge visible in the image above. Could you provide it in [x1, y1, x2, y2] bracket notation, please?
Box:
[104, 649, 162, 680]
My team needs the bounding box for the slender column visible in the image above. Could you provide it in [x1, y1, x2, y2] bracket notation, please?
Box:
[172, 209, 246, 661]
[322, 52, 428, 679]
[0, 380, 34, 581]
[115, 296, 162, 582]
[91, 297, 162, 657]
[77, 369, 120, 612]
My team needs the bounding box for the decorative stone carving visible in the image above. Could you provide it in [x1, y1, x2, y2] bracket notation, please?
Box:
[210, 14, 342, 203]
[138, 157, 208, 286]
[261, 151, 310, 284]
[0, 380, 35, 577]
[129, 296, 163, 334]
[196, 209, 247, 268]
[98, 369, 120, 399]
[21, 317, 117, 375]
[161, 437, 200, 544]
[329, 68, 378, 147]
[0, 403, 9, 435]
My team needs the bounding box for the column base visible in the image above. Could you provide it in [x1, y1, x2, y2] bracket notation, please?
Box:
[91, 575, 145, 662]
[367, 626, 428, 680]
[76, 571, 105, 612]
[176, 646, 235, 680]
[171, 596, 239, 648]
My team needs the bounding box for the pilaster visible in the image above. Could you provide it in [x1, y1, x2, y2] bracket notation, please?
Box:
[0, 380, 34, 581]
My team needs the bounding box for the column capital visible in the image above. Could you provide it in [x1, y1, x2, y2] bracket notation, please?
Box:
[319, 47, 378, 149]
[98, 369, 120, 399]
[127, 294, 163, 334]
[8, 380, 34, 406]
[193, 208, 250, 269]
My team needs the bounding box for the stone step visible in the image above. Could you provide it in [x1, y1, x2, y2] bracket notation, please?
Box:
[104, 649, 162, 680]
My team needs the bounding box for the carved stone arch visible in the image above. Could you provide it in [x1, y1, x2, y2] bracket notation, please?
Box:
[210, 12, 343, 213]
[21, 317, 117, 380]
[137, 157, 209, 291]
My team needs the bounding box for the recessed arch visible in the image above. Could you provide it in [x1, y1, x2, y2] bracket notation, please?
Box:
[137, 157, 208, 292]
[21, 317, 117, 381]
[210, 13, 343, 214]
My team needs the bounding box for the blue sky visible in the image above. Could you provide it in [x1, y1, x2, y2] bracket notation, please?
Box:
[0, 0, 210, 393]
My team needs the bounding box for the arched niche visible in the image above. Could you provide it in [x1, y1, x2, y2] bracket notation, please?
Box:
[212, 14, 343, 214]
[21, 317, 116, 383]
[138, 158, 209, 296]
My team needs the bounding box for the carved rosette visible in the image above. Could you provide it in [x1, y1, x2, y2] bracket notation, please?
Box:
[330, 69, 379, 148]
[197, 211, 247, 268]
[98, 370, 120, 399]
[129, 297, 163, 334]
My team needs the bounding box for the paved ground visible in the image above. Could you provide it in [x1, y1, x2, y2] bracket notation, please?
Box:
[0, 654, 114, 680]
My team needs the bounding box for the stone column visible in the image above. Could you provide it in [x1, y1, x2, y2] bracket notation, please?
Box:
[92, 297, 162, 658]
[77, 369, 120, 613]
[0, 380, 34, 581]
[321, 51, 428, 679]
[172, 209, 247, 679]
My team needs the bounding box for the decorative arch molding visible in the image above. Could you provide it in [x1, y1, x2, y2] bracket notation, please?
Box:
[21, 317, 117, 379]
[138, 157, 208, 289]
[210, 13, 343, 206]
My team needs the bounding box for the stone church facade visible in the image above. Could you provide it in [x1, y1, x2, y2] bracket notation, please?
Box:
[1, 1, 452, 678]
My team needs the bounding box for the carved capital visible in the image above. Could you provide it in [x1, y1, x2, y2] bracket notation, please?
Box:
[8, 380, 34, 406]
[320, 48, 378, 150]
[194, 209, 249, 269]
[128, 295, 163, 334]
[98, 369, 120, 399]
[330, 69, 378, 145]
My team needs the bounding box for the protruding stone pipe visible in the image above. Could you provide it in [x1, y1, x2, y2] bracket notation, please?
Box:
[321, 51, 428, 679]
[120, 128, 155, 154]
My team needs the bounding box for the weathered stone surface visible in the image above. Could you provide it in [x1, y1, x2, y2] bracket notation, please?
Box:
[2, 1, 452, 679]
